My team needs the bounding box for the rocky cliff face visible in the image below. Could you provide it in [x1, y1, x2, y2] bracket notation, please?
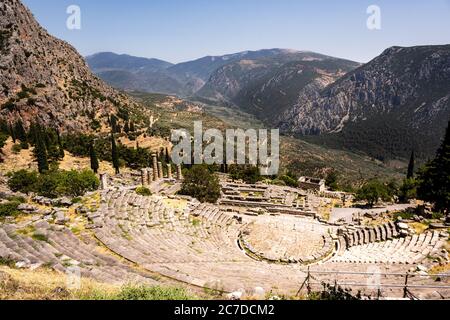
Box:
[278, 45, 450, 159]
[0, 0, 141, 132]
[196, 53, 359, 122]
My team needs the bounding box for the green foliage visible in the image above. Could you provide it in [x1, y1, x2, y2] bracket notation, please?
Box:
[11, 144, 22, 154]
[7, 170, 39, 193]
[407, 150, 415, 179]
[417, 120, 450, 214]
[32, 125, 49, 173]
[116, 285, 194, 300]
[89, 143, 99, 174]
[355, 179, 391, 207]
[309, 283, 362, 300]
[0, 200, 22, 217]
[398, 178, 417, 203]
[279, 174, 298, 187]
[78, 284, 195, 300]
[326, 170, 339, 191]
[180, 165, 221, 203]
[136, 186, 152, 197]
[229, 165, 263, 184]
[111, 133, 120, 174]
[7, 169, 99, 198]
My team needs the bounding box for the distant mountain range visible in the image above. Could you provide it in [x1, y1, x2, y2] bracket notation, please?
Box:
[87, 46, 450, 161]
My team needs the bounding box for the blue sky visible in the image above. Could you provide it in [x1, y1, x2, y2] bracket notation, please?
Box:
[22, 0, 450, 63]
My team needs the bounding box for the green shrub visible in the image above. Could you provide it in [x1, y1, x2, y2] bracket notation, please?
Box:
[180, 165, 221, 203]
[0, 201, 22, 217]
[136, 186, 152, 196]
[116, 285, 194, 300]
[11, 144, 22, 154]
[7, 170, 39, 193]
[279, 175, 298, 187]
[7, 169, 99, 198]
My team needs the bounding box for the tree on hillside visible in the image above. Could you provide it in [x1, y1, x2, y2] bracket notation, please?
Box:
[407, 150, 415, 179]
[33, 127, 49, 173]
[417, 120, 450, 215]
[9, 123, 16, 143]
[179, 165, 221, 203]
[165, 147, 171, 163]
[90, 143, 99, 174]
[123, 121, 130, 134]
[111, 133, 120, 174]
[57, 131, 65, 159]
[326, 170, 339, 191]
[14, 120, 28, 149]
[355, 180, 390, 207]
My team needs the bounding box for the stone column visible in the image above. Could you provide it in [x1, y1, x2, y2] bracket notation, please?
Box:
[140, 169, 147, 186]
[176, 164, 183, 180]
[152, 154, 158, 181]
[157, 162, 164, 179]
[147, 169, 153, 184]
[100, 173, 108, 190]
[167, 164, 172, 179]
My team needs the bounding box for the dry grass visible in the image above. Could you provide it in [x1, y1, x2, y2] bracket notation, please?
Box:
[0, 137, 122, 176]
[162, 198, 188, 211]
[409, 222, 429, 234]
[118, 134, 171, 151]
[0, 266, 120, 300]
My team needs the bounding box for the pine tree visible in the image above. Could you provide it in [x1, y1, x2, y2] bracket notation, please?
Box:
[89, 143, 99, 174]
[407, 150, 415, 179]
[417, 120, 450, 215]
[34, 127, 49, 173]
[129, 121, 135, 132]
[111, 133, 120, 174]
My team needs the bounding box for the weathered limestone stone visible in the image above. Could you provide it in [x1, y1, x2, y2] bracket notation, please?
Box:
[176, 164, 183, 180]
[141, 169, 148, 186]
[152, 154, 158, 180]
[54, 211, 68, 225]
[100, 173, 108, 190]
[147, 169, 153, 183]
[167, 164, 172, 179]
[157, 162, 163, 179]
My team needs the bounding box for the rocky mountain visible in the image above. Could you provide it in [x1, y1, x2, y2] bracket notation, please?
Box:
[0, 0, 143, 133]
[197, 52, 359, 122]
[279, 45, 450, 160]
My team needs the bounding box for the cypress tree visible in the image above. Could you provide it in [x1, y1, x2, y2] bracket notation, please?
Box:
[57, 131, 65, 159]
[407, 150, 415, 179]
[9, 123, 16, 143]
[129, 121, 135, 132]
[34, 127, 49, 173]
[124, 121, 130, 133]
[111, 133, 120, 174]
[165, 147, 171, 163]
[14, 120, 28, 149]
[417, 120, 450, 214]
[0, 119, 8, 134]
[90, 143, 99, 174]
